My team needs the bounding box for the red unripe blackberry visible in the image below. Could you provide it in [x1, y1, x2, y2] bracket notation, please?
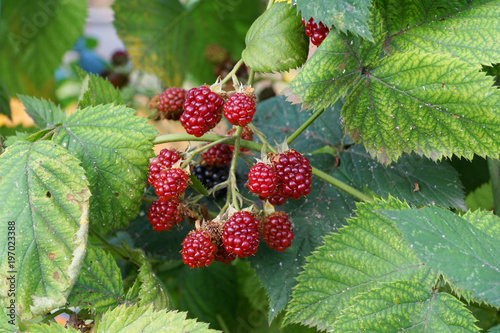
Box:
[148, 149, 182, 185]
[302, 17, 330, 46]
[107, 72, 129, 89]
[248, 162, 278, 198]
[222, 211, 260, 258]
[181, 86, 224, 137]
[154, 168, 188, 201]
[182, 231, 216, 268]
[223, 93, 256, 126]
[274, 150, 312, 200]
[214, 245, 237, 264]
[111, 50, 129, 66]
[227, 126, 253, 153]
[201, 143, 233, 167]
[148, 199, 182, 232]
[260, 186, 288, 206]
[262, 212, 293, 252]
[158, 88, 186, 120]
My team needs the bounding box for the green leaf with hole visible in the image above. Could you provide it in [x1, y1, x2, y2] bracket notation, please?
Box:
[334, 280, 479, 332]
[297, 0, 373, 41]
[0, 141, 90, 319]
[52, 104, 157, 231]
[97, 304, 219, 333]
[378, 0, 500, 67]
[67, 246, 126, 312]
[78, 72, 124, 109]
[383, 206, 500, 307]
[284, 197, 438, 330]
[343, 50, 500, 164]
[243, 2, 308, 73]
[0, 0, 86, 94]
[18, 95, 66, 129]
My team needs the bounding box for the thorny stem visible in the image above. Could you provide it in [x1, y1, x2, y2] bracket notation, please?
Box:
[220, 59, 244, 86]
[180, 137, 231, 168]
[287, 109, 326, 145]
[154, 133, 374, 202]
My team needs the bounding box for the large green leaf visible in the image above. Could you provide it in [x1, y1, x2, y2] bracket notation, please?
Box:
[334, 280, 479, 332]
[113, 0, 260, 86]
[0, 0, 86, 94]
[383, 207, 500, 307]
[284, 9, 385, 110]
[67, 246, 127, 312]
[18, 96, 66, 129]
[296, 0, 373, 41]
[335, 145, 465, 209]
[97, 304, 219, 333]
[242, 2, 308, 73]
[52, 104, 157, 231]
[250, 153, 357, 323]
[465, 209, 500, 239]
[0, 306, 17, 332]
[378, 0, 500, 67]
[0, 141, 90, 319]
[465, 182, 494, 211]
[284, 197, 438, 330]
[78, 72, 124, 109]
[343, 51, 500, 164]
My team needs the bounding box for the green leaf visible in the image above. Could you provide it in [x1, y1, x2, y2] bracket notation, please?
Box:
[18, 95, 66, 129]
[28, 323, 79, 333]
[67, 246, 126, 312]
[78, 72, 124, 109]
[336, 145, 465, 209]
[250, 153, 357, 324]
[285, 9, 385, 111]
[0, 79, 11, 117]
[379, 0, 500, 67]
[334, 280, 479, 332]
[97, 304, 219, 333]
[383, 206, 500, 307]
[343, 50, 500, 164]
[52, 104, 157, 231]
[490, 326, 500, 333]
[0, 306, 17, 332]
[242, 2, 308, 73]
[464, 209, 500, 239]
[0, 0, 87, 94]
[296, 0, 373, 41]
[284, 197, 438, 330]
[465, 182, 494, 211]
[123, 246, 171, 310]
[0, 141, 90, 319]
[190, 173, 209, 196]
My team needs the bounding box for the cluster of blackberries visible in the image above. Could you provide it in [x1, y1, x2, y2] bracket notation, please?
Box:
[182, 211, 294, 268]
[247, 150, 312, 206]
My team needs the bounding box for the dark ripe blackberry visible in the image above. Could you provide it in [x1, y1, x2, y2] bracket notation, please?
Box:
[192, 164, 229, 196]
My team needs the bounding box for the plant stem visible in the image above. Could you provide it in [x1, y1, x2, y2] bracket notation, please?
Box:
[220, 59, 244, 86]
[89, 227, 131, 262]
[153, 133, 373, 202]
[248, 69, 256, 86]
[287, 109, 326, 145]
[229, 126, 243, 210]
[267, 0, 274, 9]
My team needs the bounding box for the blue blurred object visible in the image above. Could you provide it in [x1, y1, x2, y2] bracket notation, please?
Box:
[79, 50, 107, 74]
[73, 37, 86, 52]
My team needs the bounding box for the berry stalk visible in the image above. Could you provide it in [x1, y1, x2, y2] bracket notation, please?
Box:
[219, 59, 244, 87]
[286, 108, 326, 145]
[153, 133, 374, 202]
[228, 126, 243, 210]
[180, 137, 231, 169]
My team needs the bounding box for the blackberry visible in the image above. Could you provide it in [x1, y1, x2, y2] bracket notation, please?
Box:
[158, 88, 186, 120]
[214, 245, 237, 264]
[222, 211, 260, 258]
[274, 150, 312, 200]
[154, 168, 188, 201]
[111, 50, 129, 67]
[148, 199, 182, 232]
[262, 212, 293, 252]
[302, 17, 330, 46]
[182, 231, 216, 268]
[181, 86, 224, 137]
[148, 149, 182, 185]
[201, 143, 233, 167]
[247, 162, 278, 198]
[223, 93, 256, 127]
[192, 164, 229, 195]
